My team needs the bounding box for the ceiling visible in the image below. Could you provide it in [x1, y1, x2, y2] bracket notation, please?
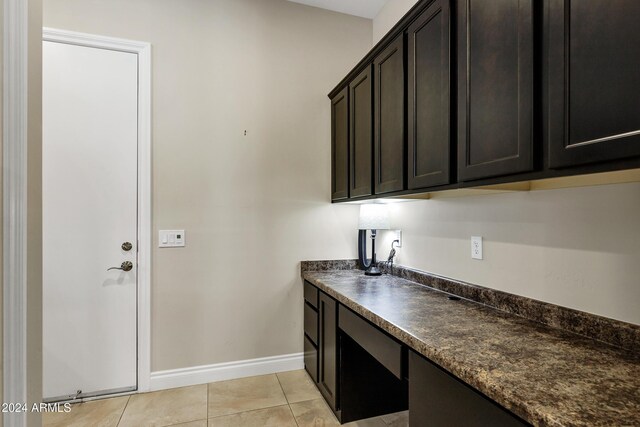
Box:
[286, 0, 388, 19]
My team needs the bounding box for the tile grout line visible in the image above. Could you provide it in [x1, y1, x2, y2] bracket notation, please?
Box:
[288, 403, 300, 427]
[206, 403, 295, 423]
[274, 372, 291, 405]
[115, 395, 131, 427]
[288, 397, 324, 405]
[280, 371, 338, 426]
[207, 373, 290, 422]
[208, 402, 292, 421]
[275, 372, 301, 427]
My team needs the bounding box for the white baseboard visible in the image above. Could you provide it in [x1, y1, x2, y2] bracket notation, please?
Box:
[149, 352, 304, 391]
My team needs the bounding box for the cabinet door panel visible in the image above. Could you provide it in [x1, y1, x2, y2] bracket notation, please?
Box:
[409, 351, 528, 427]
[304, 335, 318, 383]
[318, 292, 338, 410]
[303, 280, 318, 309]
[304, 303, 318, 345]
[374, 36, 405, 194]
[350, 67, 373, 197]
[331, 88, 349, 200]
[458, 0, 533, 181]
[548, 0, 640, 168]
[408, 0, 451, 189]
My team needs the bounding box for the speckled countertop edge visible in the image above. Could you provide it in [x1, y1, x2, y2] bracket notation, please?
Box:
[300, 261, 640, 427]
[301, 259, 640, 353]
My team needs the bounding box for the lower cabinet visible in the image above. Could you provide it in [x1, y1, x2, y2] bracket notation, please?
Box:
[304, 283, 530, 425]
[303, 335, 318, 383]
[318, 291, 339, 410]
[303, 281, 319, 383]
[409, 351, 529, 427]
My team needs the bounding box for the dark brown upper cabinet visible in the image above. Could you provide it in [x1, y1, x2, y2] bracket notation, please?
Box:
[457, 0, 534, 181]
[547, 0, 640, 168]
[331, 87, 349, 201]
[349, 67, 373, 198]
[374, 35, 406, 194]
[407, 0, 451, 190]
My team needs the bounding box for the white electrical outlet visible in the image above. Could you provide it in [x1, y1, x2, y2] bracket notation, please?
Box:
[471, 236, 483, 260]
[394, 229, 402, 247]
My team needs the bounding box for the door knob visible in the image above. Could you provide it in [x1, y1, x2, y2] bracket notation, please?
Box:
[121, 241, 133, 251]
[107, 261, 133, 272]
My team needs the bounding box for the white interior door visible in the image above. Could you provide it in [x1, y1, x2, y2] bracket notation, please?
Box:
[43, 40, 139, 401]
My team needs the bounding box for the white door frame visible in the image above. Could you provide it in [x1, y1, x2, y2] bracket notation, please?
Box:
[42, 27, 152, 394]
[3, 1, 30, 425]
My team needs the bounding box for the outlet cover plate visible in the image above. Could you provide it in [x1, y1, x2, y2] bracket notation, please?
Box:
[159, 230, 185, 248]
[471, 236, 483, 260]
[395, 229, 402, 248]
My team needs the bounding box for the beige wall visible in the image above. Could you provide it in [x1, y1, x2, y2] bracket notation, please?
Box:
[379, 183, 640, 325]
[43, 0, 369, 371]
[373, 0, 419, 44]
[28, 0, 43, 422]
[373, 1, 640, 326]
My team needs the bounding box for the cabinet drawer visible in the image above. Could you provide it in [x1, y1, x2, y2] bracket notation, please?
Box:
[304, 335, 318, 383]
[304, 303, 318, 345]
[304, 281, 318, 309]
[338, 305, 403, 379]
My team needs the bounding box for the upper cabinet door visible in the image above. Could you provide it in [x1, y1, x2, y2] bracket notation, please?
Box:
[457, 0, 534, 181]
[331, 87, 349, 201]
[547, 0, 640, 168]
[349, 67, 373, 198]
[407, 0, 451, 190]
[374, 35, 406, 194]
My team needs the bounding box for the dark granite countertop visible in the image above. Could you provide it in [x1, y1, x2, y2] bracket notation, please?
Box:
[302, 268, 640, 427]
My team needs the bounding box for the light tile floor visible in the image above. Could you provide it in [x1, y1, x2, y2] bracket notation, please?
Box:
[43, 370, 409, 427]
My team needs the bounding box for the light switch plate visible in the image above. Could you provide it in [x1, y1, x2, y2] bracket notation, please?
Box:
[159, 230, 185, 248]
[471, 236, 483, 260]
